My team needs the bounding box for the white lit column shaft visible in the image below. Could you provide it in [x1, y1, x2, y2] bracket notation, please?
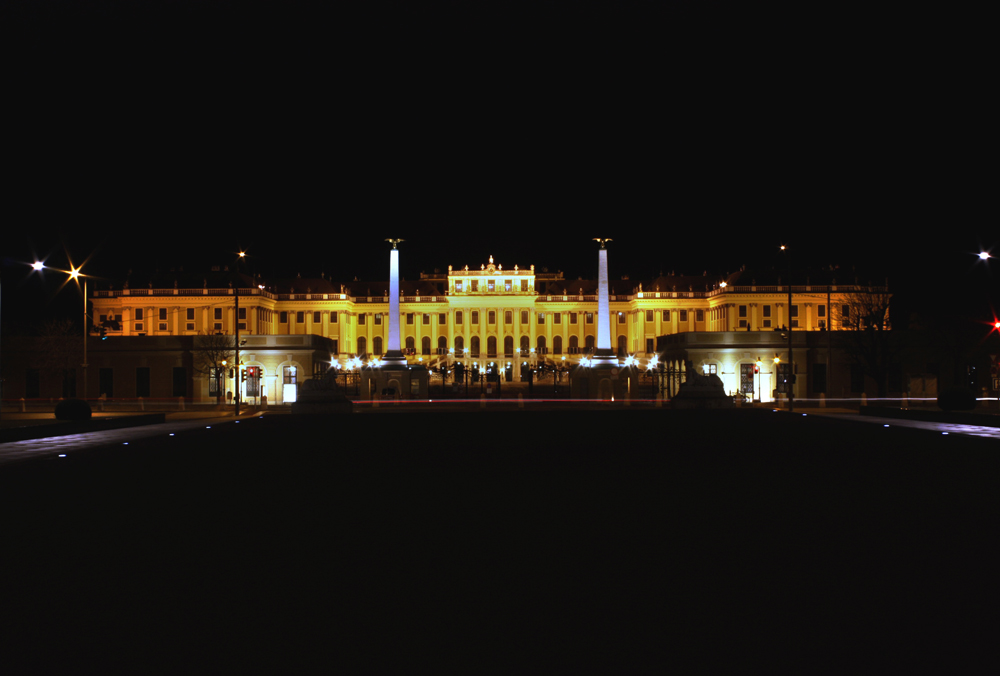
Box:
[388, 248, 401, 353]
[597, 248, 612, 351]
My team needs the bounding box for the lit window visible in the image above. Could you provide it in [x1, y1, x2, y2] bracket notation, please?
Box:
[505, 280, 512, 292]
[538, 313, 545, 324]
[645, 310, 654, 322]
[375, 313, 383, 325]
[471, 280, 479, 292]
[455, 280, 463, 292]
[586, 313, 593, 324]
[488, 280, 495, 292]
[554, 313, 561, 324]
[331, 312, 338, 323]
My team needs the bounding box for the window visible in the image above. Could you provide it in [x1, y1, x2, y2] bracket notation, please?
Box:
[554, 313, 561, 325]
[646, 338, 655, 353]
[505, 280, 512, 292]
[136, 367, 150, 398]
[407, 313, 414, 325]
[663, 310, 670, 321]
[99, 368, 113, 398]
[740, 320, 748, 328]
[521, 280, 528, 292]
[187, 308, 195, 321]
[313, 311, 321, 323]
[331, 311, 338, 323]
[455, 280, 463, 292]
[373, 337, 383, 355]
[209, 367, 222, 397]
[296, 312, 304, 323]
[423, 314, 431, 325]
[213, 324, 222, 332]
[505, 311, 512, 325]
[488, 280, 495, 292]
[280, 311, 288, 323]
[696, 310, 704, 322]
[455, 311, 463, 325]
[818, 305, 826, 317]
[439, 313, 446, 324]
[471, 280, 479, 292]
[763, 305, 771, 317]
[813, 363, 827, 394]
[455, 336, 464, 353]
[471, 336, 480, 357]
[680, 310, 688, 322]
[645, 310, 654, 322]
[375, 313, 383, 325]
[159, 308, 167, 321]
[358, 337, 367, 356]
[586, 312, 593, 324]
[135, 309, 144, 321]
[332, 340, 339, 354]
[215, 308, 223, 320]
[553, 336, 563, 354]
[472, 311, 479, 324]
[537, 313, 545, 324]
[488, 311, 496, 325]
[240, 309, 247, 320]
[850, 364, 864, 393]
[62, 369, 76, 399]
[618, 312, 626, 324]
[283, 366, 297, 385]
[790, 305, 799, 317]
[173, 367, 187, 397]
[569, 336, 579, 353]
[842, 305, 851, 322]
[570, 313, 578, 325]
[702, 364, 717, 375]
[359, 313, 367, 325]
[487, 336, 497, 357]
[521, 310, 529, 324]
[739, 305, 747, 318]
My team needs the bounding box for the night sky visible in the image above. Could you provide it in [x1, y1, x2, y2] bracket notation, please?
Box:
[3, 2, 994, 330]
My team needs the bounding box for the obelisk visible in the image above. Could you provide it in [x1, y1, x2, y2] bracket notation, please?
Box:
[591, 238, 619, 366]
[381, 238, 408, 369]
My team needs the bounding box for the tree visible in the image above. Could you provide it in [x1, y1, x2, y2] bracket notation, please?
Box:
[193, 332, 235, 405]
[840, 283, 897, 398]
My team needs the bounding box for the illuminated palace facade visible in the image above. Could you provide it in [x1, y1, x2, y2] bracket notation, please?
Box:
[86, 256, 872, 404]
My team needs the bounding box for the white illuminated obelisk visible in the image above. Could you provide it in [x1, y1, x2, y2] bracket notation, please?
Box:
[591, 238, 618, 366]
[381, 239, 408, 369]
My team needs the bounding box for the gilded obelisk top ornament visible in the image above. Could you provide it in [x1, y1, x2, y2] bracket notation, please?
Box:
[593, 238, 612, 249]
[386, 238, 405, 249]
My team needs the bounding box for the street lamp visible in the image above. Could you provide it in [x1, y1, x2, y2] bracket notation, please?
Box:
[756, 358, 763, 403]
[31, 262, 91, 402]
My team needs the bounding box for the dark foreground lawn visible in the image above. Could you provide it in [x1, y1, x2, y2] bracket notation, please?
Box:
[1, 409, 998, 672]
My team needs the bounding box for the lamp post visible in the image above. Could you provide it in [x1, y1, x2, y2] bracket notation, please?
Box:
[32, 262, 91, 403]
[781, 245, 794, 412]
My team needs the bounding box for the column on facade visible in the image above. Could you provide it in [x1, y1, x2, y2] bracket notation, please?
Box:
[447, 306, 455, 356]
[479, 305, 487, 363]
[805, 303, 813, 331]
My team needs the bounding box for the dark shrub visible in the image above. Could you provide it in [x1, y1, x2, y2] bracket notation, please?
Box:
[938, 387, 976, 412]
[55, 399, 92, 421]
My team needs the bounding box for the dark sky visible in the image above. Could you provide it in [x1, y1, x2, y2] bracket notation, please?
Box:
[2, 3, 994, 328]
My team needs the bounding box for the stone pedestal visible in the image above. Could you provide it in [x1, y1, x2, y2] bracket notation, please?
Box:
[571, 362, 631, 400]
[363, 365, 429, 400]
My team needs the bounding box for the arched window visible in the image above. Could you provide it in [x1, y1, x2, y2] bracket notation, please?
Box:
[422, 336, 431, 355]
[357, 336, 367, 357]
[438, 336, 447, 351]
[455, 336, 465, 354]
[537, 336, 547, 354]
[487, 336, 497, 357]
[617, 335, 627, 357]
[585, 335, 595, 351]
[504, 336, 514, 356]
[373, 336, 383, 355]
[553, 336, 563, 354]
[520, 336, 529, 353]
[569, 335, 579, 352]
[406, 337, 415, 352]
[470, 336, 480, 357]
